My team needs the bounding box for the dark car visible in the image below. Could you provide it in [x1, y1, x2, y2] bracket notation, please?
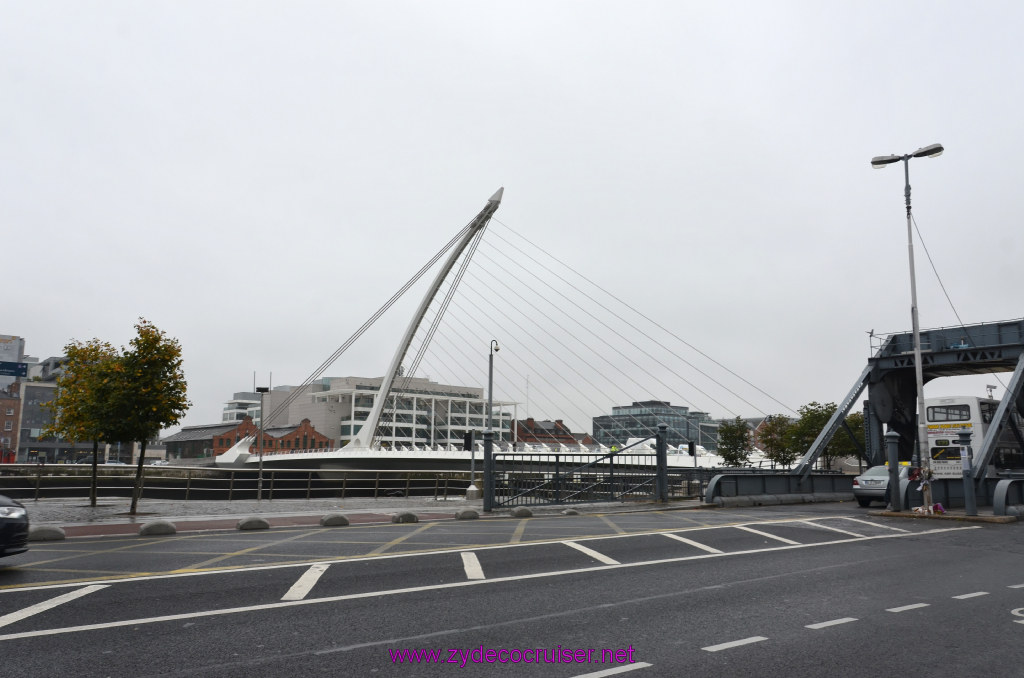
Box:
[0, 494, 29, 558]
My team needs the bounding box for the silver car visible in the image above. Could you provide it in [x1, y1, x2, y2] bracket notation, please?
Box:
[852, 465, 908, 507]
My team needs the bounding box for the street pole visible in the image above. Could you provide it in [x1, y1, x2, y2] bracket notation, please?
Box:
[256, 386, 269, 502]
[872, 143, 943, 511]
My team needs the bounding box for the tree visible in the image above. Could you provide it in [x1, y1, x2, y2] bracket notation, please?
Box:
[43, 339, 119, 506]
[718, 416, 753, 467]
[759, 414, 796, 468]
[108, 319, 190, 515]
[786, 402, 847, 470]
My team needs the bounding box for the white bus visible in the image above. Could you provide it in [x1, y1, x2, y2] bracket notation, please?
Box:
[925, 396, 1024, 478]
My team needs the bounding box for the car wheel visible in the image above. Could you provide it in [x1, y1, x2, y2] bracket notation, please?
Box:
[856, 497, 872, 508]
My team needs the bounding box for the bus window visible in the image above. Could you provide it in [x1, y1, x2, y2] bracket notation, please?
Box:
[927, 404, 971, 422]
[980, 401, 996, 424]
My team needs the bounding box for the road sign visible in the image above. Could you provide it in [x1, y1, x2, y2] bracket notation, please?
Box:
[0, 361, 27, 377]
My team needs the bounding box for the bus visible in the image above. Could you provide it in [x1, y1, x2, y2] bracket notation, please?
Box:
[925, 396, 1024, 478]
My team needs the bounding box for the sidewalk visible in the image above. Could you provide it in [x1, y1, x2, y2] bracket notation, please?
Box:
[24, 496, 704, 538]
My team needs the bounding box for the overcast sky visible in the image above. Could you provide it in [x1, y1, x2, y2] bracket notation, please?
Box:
[4, 1, 1023, 434]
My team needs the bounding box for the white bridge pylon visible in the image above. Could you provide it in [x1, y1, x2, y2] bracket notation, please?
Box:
[347, 187, 504, 450]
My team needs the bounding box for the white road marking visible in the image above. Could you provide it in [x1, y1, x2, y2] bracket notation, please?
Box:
[838, 517, 909, 533]
[797, 520, 864, 538]
[952, 591, 988, 599]
[1008, 584, 1024, 589]
[281, 563, 330, 601]
[0, 584, 108, 629]
[735, 526, 800, 545]
[806, 617, 857, 629]
[0, 525, 983, 643]
[887, 603, 930, 613]
[702, 636, 768, 652]
[461, 552, 485, 580]
[563, 541, 620, 565]
[572, 663, 652, 677]
[662, 533, 723, 553]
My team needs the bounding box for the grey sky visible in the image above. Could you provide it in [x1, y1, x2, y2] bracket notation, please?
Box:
[4, 2, 1023, 434]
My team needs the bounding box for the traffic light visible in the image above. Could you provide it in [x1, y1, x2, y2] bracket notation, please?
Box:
[688, 441, 696, 456]
[463, 430, 475, 451]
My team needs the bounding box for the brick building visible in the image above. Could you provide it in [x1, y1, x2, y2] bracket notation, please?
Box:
[163, 416, 331, 460]
[515, 418, 595, 446]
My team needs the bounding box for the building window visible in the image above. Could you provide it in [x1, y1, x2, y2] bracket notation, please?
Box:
[3, 421, 11, 431]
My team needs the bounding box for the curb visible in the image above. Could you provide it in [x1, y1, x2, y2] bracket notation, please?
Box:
[869, 510, 1017, 524]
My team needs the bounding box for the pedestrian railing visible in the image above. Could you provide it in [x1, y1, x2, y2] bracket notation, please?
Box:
[0, 464, 472, 502]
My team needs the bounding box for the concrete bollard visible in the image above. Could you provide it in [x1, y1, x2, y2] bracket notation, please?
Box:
[391, 511, 419, 523]
[237, 517, 271, 531]
[320, 513, 350, 527]
[28, 525, 66, 542]
[511, 507, 533, 518]
[454, 510, 479, 520]
[139, 520, 177, 536]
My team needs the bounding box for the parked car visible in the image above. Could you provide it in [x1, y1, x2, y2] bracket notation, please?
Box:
[852, 465, 908, 507]
[0, 494, 29, 558]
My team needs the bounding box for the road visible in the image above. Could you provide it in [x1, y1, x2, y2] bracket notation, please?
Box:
[1, 504, 1022, 677]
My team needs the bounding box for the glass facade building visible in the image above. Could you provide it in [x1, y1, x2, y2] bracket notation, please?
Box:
[592, 400, 717, 450]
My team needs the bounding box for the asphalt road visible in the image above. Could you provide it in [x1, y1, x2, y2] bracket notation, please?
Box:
[1, 504, 1022, 677]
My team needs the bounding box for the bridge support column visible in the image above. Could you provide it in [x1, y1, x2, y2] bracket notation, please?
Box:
[655, 424, 668, 502]
[885, 430, 902, 512]
[483, 430, 494, 513]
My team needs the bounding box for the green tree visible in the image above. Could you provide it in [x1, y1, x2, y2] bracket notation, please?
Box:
[107, 319, 190, 515]
[43, 339, 119, 506]
[759, 414, 796, 468]
[786, 402, 848, 470]
[718, 416, 753, 466]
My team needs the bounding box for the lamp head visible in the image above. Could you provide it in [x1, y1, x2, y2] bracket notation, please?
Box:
[912, 143, 944, 158]
[491, 340, 500, 353]
[871, 154, 902, 168]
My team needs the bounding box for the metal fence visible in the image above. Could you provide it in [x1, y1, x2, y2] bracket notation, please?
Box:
[0, 464, 472, 502]
[484, 428, 681, 510]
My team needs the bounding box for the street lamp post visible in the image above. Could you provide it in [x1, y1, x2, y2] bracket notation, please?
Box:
[871, 143, 944, 510]
[256, 386, 269, 502]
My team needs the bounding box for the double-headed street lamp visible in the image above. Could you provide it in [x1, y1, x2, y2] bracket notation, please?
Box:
[871, 143, 944, 509]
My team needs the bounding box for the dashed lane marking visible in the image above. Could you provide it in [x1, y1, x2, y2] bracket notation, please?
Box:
[805, 617, 857, 629]
[281, 563, 330, 601]
[0, 585, 108, 629]
[702, 636, 768, 652]
[952, 591, 989, 599]
[0, 525, 982, 642]
[661, 533, 723, 554]
[461, 552, 485, 580]
[562, 541, 620, 565]
[735, 525, 800, 545]
[887, 603, 930, 613]
[572, 662, 653, 677]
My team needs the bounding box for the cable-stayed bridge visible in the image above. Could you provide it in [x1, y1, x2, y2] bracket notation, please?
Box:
[217, 189, 793, 471]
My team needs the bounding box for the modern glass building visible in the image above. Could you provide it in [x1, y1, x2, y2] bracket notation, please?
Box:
[592, 400, 717, 450]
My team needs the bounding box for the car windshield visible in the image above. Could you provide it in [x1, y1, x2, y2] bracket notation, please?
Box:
[862, 466, 898, 477]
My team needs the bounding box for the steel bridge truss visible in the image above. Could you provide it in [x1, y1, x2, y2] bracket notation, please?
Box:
[793, 318, 1024, 480]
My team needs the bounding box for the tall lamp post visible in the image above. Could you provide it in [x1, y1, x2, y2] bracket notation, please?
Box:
[871, 142, 944, 509]
[256, 386, 269, 502]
